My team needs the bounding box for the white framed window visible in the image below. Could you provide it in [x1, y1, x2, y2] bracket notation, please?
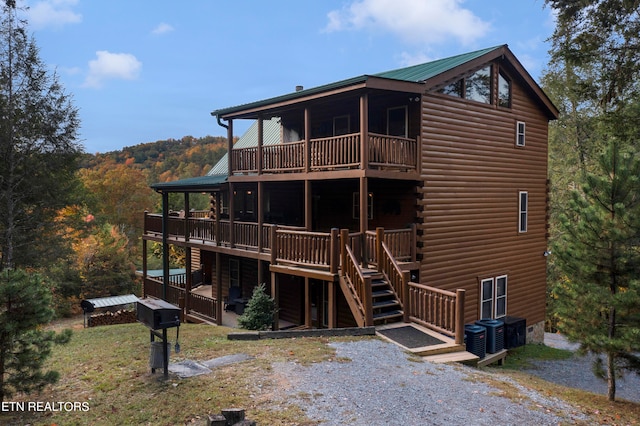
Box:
[495, 275, 507, 319]
[519, 191, 528, 233]
[516, 121, 526, 147]
[480, 278, 494, 320]
[479, 275, 508, 319]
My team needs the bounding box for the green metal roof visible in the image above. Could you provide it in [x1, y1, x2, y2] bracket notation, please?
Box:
[207, 117, 281, 176]
[150, 174, 227, 192]
[373, 45, 503, 82]
[211, 45, 505, 118]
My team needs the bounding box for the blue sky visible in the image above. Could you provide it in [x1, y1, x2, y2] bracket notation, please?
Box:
[23, 0, 555, 153]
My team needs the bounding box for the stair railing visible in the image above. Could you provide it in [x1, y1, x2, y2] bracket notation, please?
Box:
[339, 229, 373, 327]
[375, 228, 409, 321]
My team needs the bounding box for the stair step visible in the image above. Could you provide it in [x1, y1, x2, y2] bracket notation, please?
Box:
[372, 300, 400, 309]
[372, 289, 394, 298]
[423, 351, 480, 364]
[373, 310, 403, 321]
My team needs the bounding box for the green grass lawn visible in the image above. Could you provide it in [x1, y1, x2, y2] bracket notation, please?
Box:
[1, 321, 338, 425]
[1, 321, 639, 425]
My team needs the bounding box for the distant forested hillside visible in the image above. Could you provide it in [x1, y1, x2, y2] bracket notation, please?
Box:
[80, 135, 229, 184]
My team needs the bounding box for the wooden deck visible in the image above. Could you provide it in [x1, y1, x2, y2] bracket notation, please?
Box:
[230, 132, 418, 176]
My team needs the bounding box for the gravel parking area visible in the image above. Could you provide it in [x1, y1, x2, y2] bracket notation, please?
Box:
[272, 339, 590, 425]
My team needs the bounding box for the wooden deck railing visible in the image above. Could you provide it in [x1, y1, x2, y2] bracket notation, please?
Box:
[145, 213, 416, 274]
[263, 141, 305, 172]
[188, 293, 216, 322]
[271, 227, 339, 271]
[377, 234, 409, 316]
[368, 133, 418, 170]
[407, 284, 465, 345]
[310, 133, 360, 170]
[364, 225, 416, 265]
[144, 277, 217, 324]
[230, 132, 416, 174]
[231, 146, 258, 173]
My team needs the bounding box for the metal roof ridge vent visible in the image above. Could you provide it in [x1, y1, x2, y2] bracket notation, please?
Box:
[295, 85, 303, 92]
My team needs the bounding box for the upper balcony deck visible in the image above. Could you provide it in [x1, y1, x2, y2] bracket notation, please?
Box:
[230, 132, 419, 178]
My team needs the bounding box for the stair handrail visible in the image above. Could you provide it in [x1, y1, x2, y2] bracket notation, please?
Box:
[378, 240, 409, 320]
[339, 229, 373, 327]
[375, 228, 409, 321]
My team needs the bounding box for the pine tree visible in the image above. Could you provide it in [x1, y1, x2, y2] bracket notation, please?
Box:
[552, 139, 640, 401]
[237, 284, 277, 331]
[0, 3, 81, 270]
[0, 269, 71, 403]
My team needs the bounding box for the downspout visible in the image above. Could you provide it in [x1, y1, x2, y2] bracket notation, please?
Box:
[216, 115, 228, 130]
[161, 191, 169, 301]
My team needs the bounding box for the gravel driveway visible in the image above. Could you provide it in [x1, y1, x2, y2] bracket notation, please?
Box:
[272, 339, 591, 425]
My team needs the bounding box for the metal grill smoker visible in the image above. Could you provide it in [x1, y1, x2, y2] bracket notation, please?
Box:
[136, 298, 181, 379]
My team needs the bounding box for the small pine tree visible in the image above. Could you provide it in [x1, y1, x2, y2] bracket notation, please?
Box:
[0, 269, 72, 403]
[237, 284, 277, 331]
[551, 140, 640, 401]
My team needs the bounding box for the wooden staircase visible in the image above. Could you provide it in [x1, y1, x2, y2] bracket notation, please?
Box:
[367, 270, 404, 325]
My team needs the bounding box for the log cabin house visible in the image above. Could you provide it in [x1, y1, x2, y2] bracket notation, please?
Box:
[142, 45, 558, 345]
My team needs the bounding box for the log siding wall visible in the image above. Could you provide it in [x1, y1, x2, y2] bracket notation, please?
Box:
[418, 64, 549, 327]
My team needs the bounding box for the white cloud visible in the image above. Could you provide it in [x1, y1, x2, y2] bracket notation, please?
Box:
[26, 0, 82, 30]
[324, 0, 490, 45]
[83, 51, 142, 89]
[151, 22, 174, 35]
[398, 51, 433, 67]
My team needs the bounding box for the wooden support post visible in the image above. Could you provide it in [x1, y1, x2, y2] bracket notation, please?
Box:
[178, 295, 185, 323]
[229, 182, 235, 248]
[270, 225, 277, 265]
[216, 252, 222, 326]
[402, 270, 410, 323]
[455, 289, 466, 345]
[410, 223, 417, 262]
[359, 177, 368, 264]
[360, 93, 368, 170]
[328, 280, 336, 329]
[227, 119, 233, 176]
[185, 247, 192, 316]
[142, 236, 148, 298]
[304, 107, 311, 173]
[363, 275, 373, 327]
[271, 271, 279, 330]
[305, 180, 312, 231]
[376, 227, 384, 272]
[184, 192, 190, 242]
[215, 192, 221, 245]
[304, 277, 312, 328]
[257, 181, 263, 252]
[340, 228, 349, 276]
[161, 192, 169, 301]
[257, 117, 263, 175]
[330, 228, 339, 275]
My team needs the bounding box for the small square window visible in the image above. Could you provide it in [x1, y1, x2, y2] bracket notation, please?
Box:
[516, 121, 526, 147]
